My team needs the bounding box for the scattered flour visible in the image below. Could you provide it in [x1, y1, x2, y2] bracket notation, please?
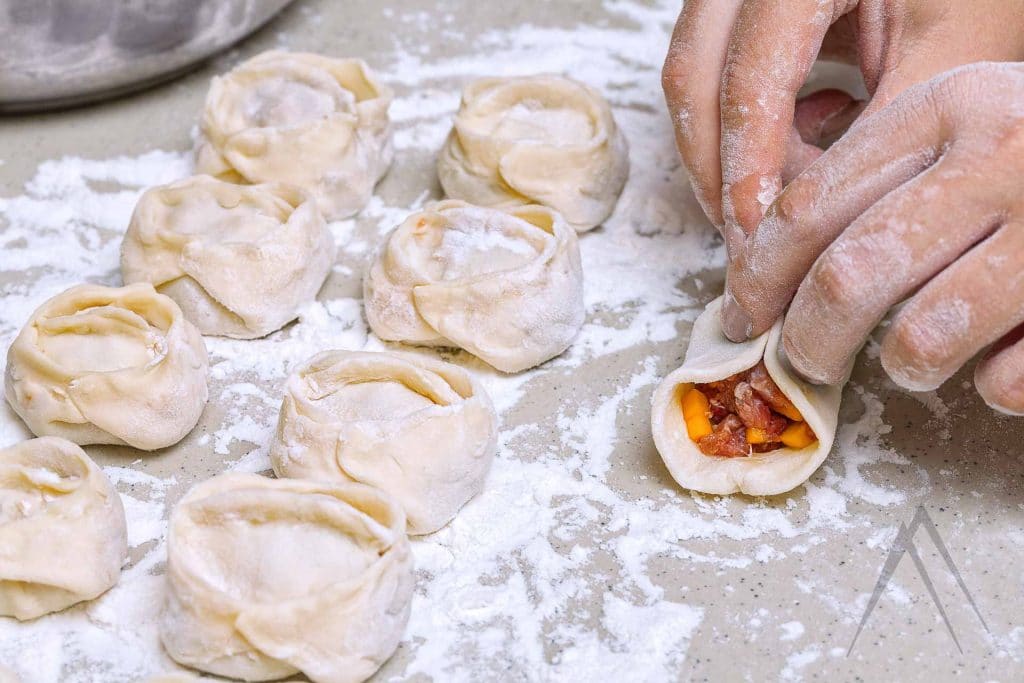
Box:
[0, 0, 1013, 681]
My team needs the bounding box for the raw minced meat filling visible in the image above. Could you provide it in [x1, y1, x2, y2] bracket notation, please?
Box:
[680, 361, 817, 458]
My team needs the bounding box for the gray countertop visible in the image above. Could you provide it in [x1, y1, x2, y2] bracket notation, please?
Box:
[0, 1, 1022, 681]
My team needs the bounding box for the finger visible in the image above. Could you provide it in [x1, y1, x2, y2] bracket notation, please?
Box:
[782, 89, 864, 183]
[662, 0, 744, 228]
[854, 2, 1024, 124]
[718, 0, 852, 238]
[722, 79, 948, 341]
[792, 89, 864, 146]
[974, 324, 1024, 415]
[881, 223, 1024, 392]
[783, 156, 1005, 385]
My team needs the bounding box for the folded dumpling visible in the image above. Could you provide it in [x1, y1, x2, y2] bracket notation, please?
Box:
[195, 50, 393, 220]
[0, 437, 127, 620]
[4, 283, 209, 451]
[160, 473, 413, 683]
[651, 297, 846, 496]
[270, 350, 497, 535]
[437, 74, 629, 232]
[121, 175, 335, 339]
[364, 200, 584, 373]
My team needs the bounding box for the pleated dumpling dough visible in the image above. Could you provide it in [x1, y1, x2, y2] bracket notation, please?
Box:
[195, 50, 393, 220]
[364, 200, 584, 373]
[160, 473, 413, 683]
[651, 297, 847, 496]
[437, 74, 629, 233]
[121, 175, 335, 339]
[4, 283, 209, 451]
[270, 350, 497, 535]
[0, 437, 127, 620]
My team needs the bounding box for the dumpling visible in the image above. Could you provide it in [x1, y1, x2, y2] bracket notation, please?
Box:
[160, 473, 413, 683]
[363, 200, 584, 373]
[650, 297, 847, 496]
[4, 283, 209, 451]
[437, 74, 629, 233]
[121, 175, 336, 339]
[0, 437, 127, 620]
[195, 50, 393, 220]
[269, 350, 497, 535]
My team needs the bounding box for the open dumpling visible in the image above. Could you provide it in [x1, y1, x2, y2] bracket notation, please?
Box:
[121, 175, 335, 339]
[0, 437, 127, 620]
[437, 74, 629, 232]
[195, 50, 393, 220]
[270, 350, 497, 535]
[364, 200, 584, 373]
[4, 284, 209, 451]
[160, 473, 413, 683]
[651, 297, 846, 496]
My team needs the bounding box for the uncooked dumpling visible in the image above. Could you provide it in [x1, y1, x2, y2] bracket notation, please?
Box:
[0, 437, 127, 620]
[4, 283, 209, 451]
[195, 50, 393, 220]
[270, 350, 497, 535]
[364, 200, 584, 373]
[160, 473, 413, 683]
[437, 74, 629, 232]
[121, 175, 335, 339]
[651, 297, 847, 496]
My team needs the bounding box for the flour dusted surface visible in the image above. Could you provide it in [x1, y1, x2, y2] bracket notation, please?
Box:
[0, 0, 1022, 681]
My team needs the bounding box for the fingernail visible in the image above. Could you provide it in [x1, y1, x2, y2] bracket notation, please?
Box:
[721, 292, 752, 342]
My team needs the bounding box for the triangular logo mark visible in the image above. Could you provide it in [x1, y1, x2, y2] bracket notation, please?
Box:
[848, 505, 988, 655]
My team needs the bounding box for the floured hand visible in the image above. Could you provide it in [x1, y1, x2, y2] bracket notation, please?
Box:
[662, 0, 1024, 243]
[724, 63, 1024, 415]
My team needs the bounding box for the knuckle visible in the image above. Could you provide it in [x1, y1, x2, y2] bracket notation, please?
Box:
[661, 44, 698, 92]
[806, 249, 867, 314]
[883, 313, 949, 379]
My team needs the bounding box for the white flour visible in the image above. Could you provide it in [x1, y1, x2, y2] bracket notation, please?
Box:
[1, 1, 1016, 681]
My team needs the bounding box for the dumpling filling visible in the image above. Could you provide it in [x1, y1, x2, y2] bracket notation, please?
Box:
[681, 361, 817, 458]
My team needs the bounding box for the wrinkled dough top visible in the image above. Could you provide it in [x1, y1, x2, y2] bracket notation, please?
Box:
[153, 183, 292, 243]
[183, 500, 379, 603]
[0, 446, 87, 523]
[486, 101, 594, 145]
[218, 66, 358, 134]
[240, 75, 356, 129]
[311, 379, 436, 422]
[36, 306, 165, 374]
[409, 206, 549, 281]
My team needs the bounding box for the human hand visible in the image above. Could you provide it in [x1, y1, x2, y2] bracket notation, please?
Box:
[662, 0, 1024, 240]
[723, 63, 1024, 414]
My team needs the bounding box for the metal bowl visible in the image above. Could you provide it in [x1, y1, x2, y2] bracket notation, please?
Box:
[0, 0, 295, 112]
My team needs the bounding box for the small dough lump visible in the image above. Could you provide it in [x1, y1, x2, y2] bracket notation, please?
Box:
[269, 350, 497, 535]
[0, 437, 127, 620]
[195, 50, 394, 220]
[4, 283, 209, 451]
[121, 175, 336, 339]
[364, 200, 584, 373]
[437, 74, 629, 232]
[160, 473, 413, 683]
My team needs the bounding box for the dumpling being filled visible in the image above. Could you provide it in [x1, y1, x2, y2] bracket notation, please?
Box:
[0, 437, 127, 620]
[160, 473, 413, 683]
[4, 283, 209, 451]
[651, 297, 847, 496]
[437, 74, 629, 232]
[121, 175, 335, 339]
[270, 350, 497, 535]
[364, 200, 584, 373]
[195, 50, 393, 220]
